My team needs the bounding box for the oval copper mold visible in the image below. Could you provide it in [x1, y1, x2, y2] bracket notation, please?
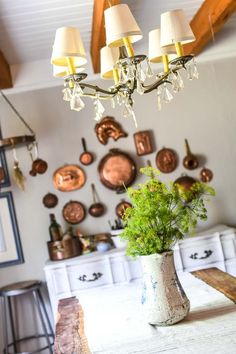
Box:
[53, 165, 86, 192]
[156, 148, 177, 173]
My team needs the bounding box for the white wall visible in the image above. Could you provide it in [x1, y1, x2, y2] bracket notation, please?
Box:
[0, 56, 236, 349]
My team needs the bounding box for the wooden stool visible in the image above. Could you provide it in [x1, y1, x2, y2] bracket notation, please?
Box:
[0, 280, 54, 354]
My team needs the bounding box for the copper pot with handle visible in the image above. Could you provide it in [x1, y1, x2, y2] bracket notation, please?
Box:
[79, 137, 94, 165]
[88, 183, 105, 217]
[183, 139, 199, 170]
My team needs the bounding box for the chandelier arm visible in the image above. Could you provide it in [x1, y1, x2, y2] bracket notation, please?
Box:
[79, 83, 119, 96]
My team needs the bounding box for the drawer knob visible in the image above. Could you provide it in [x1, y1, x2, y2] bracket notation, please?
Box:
[190, 250, 213, 260]
[78, 272, 103, 282]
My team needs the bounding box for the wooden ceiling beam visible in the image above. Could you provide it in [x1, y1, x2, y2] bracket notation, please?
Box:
[0, 50, 12, 89]
[90, 0, 120, 74]
[184, 0, 236, 55]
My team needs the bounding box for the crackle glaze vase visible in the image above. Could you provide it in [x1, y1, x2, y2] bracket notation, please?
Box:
[141, 251, 190, 326]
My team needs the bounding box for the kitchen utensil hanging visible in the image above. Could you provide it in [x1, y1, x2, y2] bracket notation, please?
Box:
[174, 174, 197, 191]
[62, 200, 86, 224]
[28, 142, 48, 176]
[98, 149, 137, 193]
[183, 139, 199, 170]
[115, 200, 132, 219]
[79, 137, 94, 165]
[88, 183, 105, 217]
[156, 148, 178, 173]
[42, 193, 58, 208]
[53, 164, 86, 192]
[0, 91, 35, 149]
[200, 168, 213, 183]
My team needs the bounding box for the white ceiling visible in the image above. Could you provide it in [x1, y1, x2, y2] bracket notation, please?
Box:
[0, 0, 235, 68]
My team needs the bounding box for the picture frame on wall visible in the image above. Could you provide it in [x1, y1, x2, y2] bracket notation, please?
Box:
[0, 127, 10, 188]
[0, 191, 24, 268]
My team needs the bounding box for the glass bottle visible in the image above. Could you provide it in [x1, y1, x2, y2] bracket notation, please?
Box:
[49, 214, 63, 242]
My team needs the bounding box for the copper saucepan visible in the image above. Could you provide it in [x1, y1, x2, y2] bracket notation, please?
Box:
[183, 139, 199, 170]
[79, 138, 94, 165]
[88, 183, 105, 217]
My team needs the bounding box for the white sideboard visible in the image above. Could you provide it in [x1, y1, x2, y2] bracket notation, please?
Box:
[44, 224, 236, 318]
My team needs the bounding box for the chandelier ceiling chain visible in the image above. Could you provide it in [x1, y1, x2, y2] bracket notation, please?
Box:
[51, 4, 199, 126]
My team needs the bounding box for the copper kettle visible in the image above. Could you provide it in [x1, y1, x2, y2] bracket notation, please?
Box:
[183, 139, 199, 170]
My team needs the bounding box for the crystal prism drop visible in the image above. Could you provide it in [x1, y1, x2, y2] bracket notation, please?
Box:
[186, 63, 194, 80]
[116, 94, 122, 106]
[156, 87, 162, 111]
[111, 97, 116, 109]
[62, 88, 72, 101]
[97, 99, 105, 115]
[70, 95, 85, 111]
[127, 65, 135, 80]
[193, 64, 199, 79]
[140, 67, 146, 82]
[123, 104, 130, 118]
[146, 60, 153, 78]
[120, 67, 127, 84]
[137, 78, 144, 95]
[74, 83, 83, 95]
[161, 84, 173, 103]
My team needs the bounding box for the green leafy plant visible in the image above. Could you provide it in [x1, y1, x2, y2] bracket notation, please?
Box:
[121, 167, 215, 257]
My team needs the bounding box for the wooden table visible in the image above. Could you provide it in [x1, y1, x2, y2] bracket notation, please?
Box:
[55, 270, 236, 354]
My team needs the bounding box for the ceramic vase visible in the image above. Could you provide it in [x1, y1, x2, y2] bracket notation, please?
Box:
[141, 251, 190, 326]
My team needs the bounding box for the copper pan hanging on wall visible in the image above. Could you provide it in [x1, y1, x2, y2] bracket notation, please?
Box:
[98, 149, 137, 193]
[53, 164, 86, 192]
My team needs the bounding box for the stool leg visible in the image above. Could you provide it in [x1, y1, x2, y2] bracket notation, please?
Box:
[32, 290, 53, 354]
[2, 297, 9, 354]
[36, 289, 54, 336]
[7, 297, 17, 353]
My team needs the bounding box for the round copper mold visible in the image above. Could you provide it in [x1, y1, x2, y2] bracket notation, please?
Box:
[156, 148, 177, 173]
[42, 193, 58, 208]
[32, 158, 48, 175]
[53, 165, 86, 192]
[174, 175, 197, 191]
[62, 201, 86, 224]
[98, 150, 136, 192]
[200, 168, 213, 183]
[115, 201, 132, 219]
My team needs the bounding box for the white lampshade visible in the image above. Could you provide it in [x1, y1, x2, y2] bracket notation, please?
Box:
[149, 29, 177, 63]
[53, 65, 85, 77]
[104, 4, 142, 47]
[160, 9, 195, 47]
[100, 46, 119, 79]
[51, 27, 87, 66]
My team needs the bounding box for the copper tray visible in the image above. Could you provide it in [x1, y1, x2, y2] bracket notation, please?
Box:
[156, 148, 177, 173]
[62, 201, 86, 224]
[53, 165, 86, 192]
[98, 149, 136, 192]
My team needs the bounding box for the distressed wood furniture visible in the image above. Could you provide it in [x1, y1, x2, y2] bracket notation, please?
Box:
[191, 267, 236, 304]
[71, 272, 236, 353]
[0, 280, 54, 354]
[53, 297, 91, 354]
[44, 224, 236, 319]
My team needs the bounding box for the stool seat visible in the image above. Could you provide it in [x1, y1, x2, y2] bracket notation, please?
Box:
[0, 280, 41, 296]
[0, 279, 54, 354]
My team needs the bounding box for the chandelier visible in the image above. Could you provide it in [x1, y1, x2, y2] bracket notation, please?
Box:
[51, 3, 198, 126]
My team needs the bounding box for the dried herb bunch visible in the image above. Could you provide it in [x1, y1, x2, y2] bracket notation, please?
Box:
[121, 167, 215, 257]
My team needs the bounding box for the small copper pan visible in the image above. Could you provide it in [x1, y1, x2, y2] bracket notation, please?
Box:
[183, 139, 199, 170]
[79, 138, 94, 165]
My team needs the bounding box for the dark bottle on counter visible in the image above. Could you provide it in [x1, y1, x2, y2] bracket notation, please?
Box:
[49, 214, 63, 241]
